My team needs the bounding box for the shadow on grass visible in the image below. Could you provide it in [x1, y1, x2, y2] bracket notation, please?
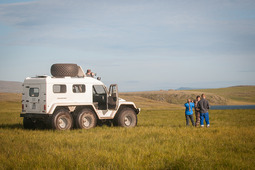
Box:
[0, 123, 50, 130]
[0, 123, 23, 129]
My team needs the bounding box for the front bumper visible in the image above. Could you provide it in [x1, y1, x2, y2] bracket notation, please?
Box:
[136, 108, 141, 114]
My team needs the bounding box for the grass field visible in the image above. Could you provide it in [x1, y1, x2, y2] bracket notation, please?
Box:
[0, 91, 255, 169]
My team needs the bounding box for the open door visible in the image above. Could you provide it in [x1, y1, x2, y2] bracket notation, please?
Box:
[108, 84, 119, 110]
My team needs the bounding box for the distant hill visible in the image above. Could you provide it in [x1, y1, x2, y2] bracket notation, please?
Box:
[176, 87, 198, 90]
[0, 80, 22, 93]
[120, 86, 255, 107]
[190, 85, 255, 104]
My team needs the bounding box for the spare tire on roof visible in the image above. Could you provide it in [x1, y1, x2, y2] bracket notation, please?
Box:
[51, 63, 78, 77]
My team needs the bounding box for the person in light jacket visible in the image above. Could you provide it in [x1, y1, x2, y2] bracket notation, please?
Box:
[184, 99, 195, 126]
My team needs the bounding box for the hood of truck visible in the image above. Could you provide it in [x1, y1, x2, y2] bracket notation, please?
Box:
[119, 98, 126, 102]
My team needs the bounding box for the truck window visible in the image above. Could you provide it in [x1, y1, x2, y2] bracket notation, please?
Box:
[93, 85, 106, 94]
[73, 84, 86, 93]
[29, 88, 39, 97]
[53, 85, 66, 93]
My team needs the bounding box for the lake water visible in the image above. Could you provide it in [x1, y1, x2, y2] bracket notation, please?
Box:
[210, 105, 255, 110]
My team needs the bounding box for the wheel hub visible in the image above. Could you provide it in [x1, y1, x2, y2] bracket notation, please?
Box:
[124, 116, 132, 126]
[58, 117, 68, 129]
[83, 117, 91, 127]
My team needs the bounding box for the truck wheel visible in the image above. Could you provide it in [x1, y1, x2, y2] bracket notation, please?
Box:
[76, 108, 97, 129]
[51, 109, 73, 130]
[117, 108, 137, 127]
[51, 63, 78, 77]
[23, 118, 35, 130]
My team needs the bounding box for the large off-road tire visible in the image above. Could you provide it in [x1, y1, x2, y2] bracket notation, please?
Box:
[75, 108, 97, 129]
[23, 117, 35, 130]
[116, 108, 137, 127]
[51, 63, 78, 77]
[51, 109, 73, 130]
[34, 120, 47, 130]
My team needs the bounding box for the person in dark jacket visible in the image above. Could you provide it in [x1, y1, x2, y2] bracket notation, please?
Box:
[197, 94, 210, 127]
[184, 99, 195, 126]
[194, 95, 201, 127]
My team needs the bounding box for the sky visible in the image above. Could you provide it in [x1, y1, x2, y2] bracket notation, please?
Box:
[0, 0, 255, 92]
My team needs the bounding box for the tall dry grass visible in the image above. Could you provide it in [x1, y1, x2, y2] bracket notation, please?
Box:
[0, 100, 255, 169]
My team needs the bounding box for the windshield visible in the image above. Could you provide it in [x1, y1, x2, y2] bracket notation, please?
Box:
[93, 85, 106, 95]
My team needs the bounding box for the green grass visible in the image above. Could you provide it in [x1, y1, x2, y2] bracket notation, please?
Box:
[1, 98, 255, 169]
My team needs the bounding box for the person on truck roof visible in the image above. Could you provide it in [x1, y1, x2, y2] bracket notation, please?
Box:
[86, 69, 95, 77]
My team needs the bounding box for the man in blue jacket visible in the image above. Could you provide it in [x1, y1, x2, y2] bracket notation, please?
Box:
[197, 94, 210, 127]
[184, 99, 195, 126]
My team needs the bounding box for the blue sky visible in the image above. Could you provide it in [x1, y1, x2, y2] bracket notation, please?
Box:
[0, 0, 255, 91]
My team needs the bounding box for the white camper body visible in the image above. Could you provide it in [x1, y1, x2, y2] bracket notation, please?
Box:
[21, 73, 140, 130]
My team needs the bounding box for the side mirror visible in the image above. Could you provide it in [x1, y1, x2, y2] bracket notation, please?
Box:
[97, 77, 101, 80]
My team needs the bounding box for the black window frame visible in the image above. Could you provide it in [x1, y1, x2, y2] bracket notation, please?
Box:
[93, 85, 107, 95]
[29, 88, 39, 97]
[72, 84, 86, 93]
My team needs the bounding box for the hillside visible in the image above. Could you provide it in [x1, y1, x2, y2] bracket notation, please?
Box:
[120, 86, 255, 108]
[190, 86, 255, 104]
[0, 85, 254, 109]
[0, 80, 22, 93]
[0, 93, 22, 102]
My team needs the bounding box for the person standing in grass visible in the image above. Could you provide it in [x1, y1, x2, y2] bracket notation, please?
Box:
[194, 95, 201, 127]
[197, 94, 210, 127]
[184, 99, 195, 126]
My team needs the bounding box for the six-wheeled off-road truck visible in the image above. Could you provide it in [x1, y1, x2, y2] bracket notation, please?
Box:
[20, 64, 140, 130]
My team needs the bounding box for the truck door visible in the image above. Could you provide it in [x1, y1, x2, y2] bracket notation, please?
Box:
[108, 84, 119, 110]
[93, 85, 107, 110]
[24, 84, 44, 113]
